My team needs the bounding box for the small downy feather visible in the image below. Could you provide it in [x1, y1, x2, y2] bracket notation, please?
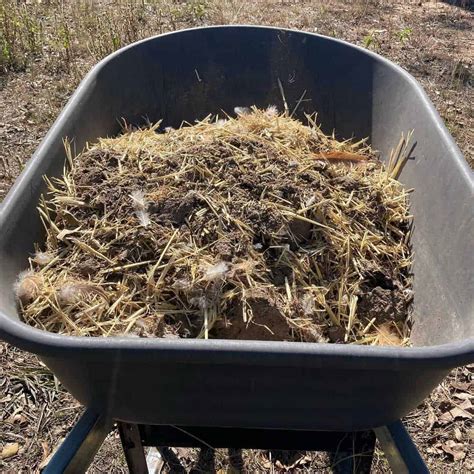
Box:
[130, 190, 151, 227]
[376, 322, 403, 346]
[189, 296, 208, 310]
[58, 284, 81, 305]
[14, 270, 43, 305]
[265, 105, 279, 117]
[136, 210, 151, 227]
[301, 293, 315, 316]
[215, 119, 227, 127]
[234, 106, 251, 116]
[172, 278, 192, 291]
[33, 251, 54, 266]
[204, 261, 229, 281]
[57, 282, 106, 305]
[130, 190, 147, 210]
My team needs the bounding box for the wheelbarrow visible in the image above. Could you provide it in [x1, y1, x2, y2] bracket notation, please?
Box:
[0, 27, 472, 468]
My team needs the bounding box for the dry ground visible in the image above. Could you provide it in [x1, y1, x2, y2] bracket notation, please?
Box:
[0, 1, 472, 472]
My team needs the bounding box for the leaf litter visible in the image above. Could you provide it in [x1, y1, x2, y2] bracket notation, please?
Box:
[16, 107, 413, 345]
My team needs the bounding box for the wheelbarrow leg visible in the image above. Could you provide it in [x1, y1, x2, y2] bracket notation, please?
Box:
[43, 409, 112, 474]
[374, 421, 429, 473]
[118, 421, 148, 474]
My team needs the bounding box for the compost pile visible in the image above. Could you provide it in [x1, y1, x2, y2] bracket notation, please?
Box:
[16, 107, 413, 345]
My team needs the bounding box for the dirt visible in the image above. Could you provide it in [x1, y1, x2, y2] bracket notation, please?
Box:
[358, 286, 408, 323]
[150, 191, 202, 226]
[327, 325, 347, 343]
[358, 270, 409, 324]
[0, 1, 472, 473]
[76, 258, 97, 278]
[215, 288, 293, 341]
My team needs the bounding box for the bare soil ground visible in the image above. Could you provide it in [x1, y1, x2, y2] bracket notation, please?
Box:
[1, 1, 472, 472]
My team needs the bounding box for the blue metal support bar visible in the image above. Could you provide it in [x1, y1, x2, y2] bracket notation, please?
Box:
[375, 421, 429, 473]
[44, 412, 428, 473]
[43, 409, 112, 474]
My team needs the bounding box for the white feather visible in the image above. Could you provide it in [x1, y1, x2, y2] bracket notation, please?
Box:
[131, 190, 151, 227]
[215, 119, 227, 127]
[58, 284, 81, 305]
[137, 210, 151, 227]
[301, 293, 315, 316]
[33, 251, 53, 266]
[234, 106, 251, 116]
[130, 190, 147, 210]
[204, 261, 229, 281]
[190, 296, 208, 310]
[265, 105, 279, 116]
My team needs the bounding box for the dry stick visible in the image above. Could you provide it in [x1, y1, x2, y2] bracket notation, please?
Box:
[277, 77, 290, 116]
[70, 238, 114, 264]
[345, 295, 358, 342]
[290, 89, 307, 118]
[316, 151, 368, 162]
[123, 307, 148, 335]
[103, 259, 156, 274]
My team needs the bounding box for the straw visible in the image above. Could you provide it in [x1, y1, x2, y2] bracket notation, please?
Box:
[17, 107, 412, 345]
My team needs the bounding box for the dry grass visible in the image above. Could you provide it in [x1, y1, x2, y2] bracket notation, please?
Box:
[1, 1, 471, 201]
[17, 109, 412, 345]
[0, 0, 210, 74]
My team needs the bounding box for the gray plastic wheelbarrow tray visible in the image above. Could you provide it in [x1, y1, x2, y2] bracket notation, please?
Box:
[0, 26, 472, 432]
